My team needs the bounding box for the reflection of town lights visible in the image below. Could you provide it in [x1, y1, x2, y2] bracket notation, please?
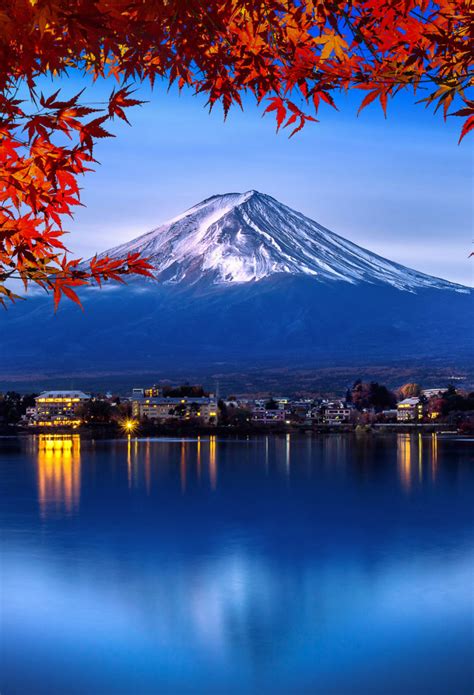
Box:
[121, 419, 138, 436]
[37, 434, 81, 517]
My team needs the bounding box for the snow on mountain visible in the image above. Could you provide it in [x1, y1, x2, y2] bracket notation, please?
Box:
[101, 191, 467, 292]
[3, 192, 471, 381]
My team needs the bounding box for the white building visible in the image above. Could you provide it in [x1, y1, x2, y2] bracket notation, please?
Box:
[251, 408, 286, 424]
[132, 396, 217, 424]
[322, 402, 352, 425]
[422, 388, 445, 399]
[397, 397, 423, 422]
[32, 390, 90, 427]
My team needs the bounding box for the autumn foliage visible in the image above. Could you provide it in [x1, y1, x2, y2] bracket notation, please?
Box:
[1, 0, 472, 307]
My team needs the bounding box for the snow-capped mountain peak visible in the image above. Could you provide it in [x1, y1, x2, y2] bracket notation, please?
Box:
[101, 191, 466, 292]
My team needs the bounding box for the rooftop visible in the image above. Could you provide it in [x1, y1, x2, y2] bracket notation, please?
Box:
[398, 397, 420, 406]
[37, 390, 90, 399]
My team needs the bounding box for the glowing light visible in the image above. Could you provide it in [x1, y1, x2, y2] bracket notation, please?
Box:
[121, 419, 138, 435]
[37, 434, 81, 518]
[36, 419, 81, 427]
[197, 436, 202, 480]
[431, 433, 438, 482]
[145, 438, 151, 495]
[418, 433, 423, 482]
[398, 433, 412, 492]
[37, 398, 80, 403]
[180, 440, 187, 493]
[209, 435, 217, 490]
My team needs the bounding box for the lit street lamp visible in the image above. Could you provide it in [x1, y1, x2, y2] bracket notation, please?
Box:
[121, 419, 138, 436]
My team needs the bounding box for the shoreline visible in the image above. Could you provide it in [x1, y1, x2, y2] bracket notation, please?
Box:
[0, 422, 470, 438]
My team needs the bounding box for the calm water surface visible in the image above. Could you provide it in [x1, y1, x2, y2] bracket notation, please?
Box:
[0, 433, 473, 694]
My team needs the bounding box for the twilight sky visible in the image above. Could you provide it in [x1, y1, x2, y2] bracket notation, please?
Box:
[51, 75, 472, 286]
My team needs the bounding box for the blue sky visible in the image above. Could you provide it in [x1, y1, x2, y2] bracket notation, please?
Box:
[47, 75, 472, 285]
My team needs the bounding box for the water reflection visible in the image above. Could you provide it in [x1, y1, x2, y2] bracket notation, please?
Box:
[32, 434, 446, 514]
[36, 434, 81, 517]
[209, 435, 217, 490]
[122, 436, 222, 495]
[197, 435, 202, 481]
[431, 432, 438, 482]
[120, 433, 446, 497]
[398, 433, 412, 491]
[397, 433, 439, 491]
[180, 439, 187, 493]
[127, 435, 132, 488]
[145, 438, 151, 495]
[2, 434, 472, 694]
[418, 433, 423, 482]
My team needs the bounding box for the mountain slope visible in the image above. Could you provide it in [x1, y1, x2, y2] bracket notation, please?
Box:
[102, 191, 466, 292]
[1, 191, 471, 388]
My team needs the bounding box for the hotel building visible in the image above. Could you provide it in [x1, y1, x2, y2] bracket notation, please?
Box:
[132, 396, 218, 425]
[397, 397, 424, 422]
[32, 390, 90, 427]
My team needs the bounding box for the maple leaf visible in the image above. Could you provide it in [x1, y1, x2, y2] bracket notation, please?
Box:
[0, 0, 471, 308]
[450, 99, 474, 143]
[357, 87, 390, 117]
[263, 96, 287, 130]
[108, 87, 145, 124]
[315, 32, 348, 60]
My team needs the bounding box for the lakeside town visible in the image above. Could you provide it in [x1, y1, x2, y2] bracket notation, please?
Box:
[1, 379, 473, 435]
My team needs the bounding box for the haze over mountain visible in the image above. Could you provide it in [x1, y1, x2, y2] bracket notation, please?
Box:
[1, 192, 471, 390]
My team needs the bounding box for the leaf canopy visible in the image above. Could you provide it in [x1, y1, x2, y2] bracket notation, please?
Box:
[0, 0, 472, 306]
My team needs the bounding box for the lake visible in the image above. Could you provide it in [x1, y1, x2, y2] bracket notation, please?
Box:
[0, 433, 473, 694]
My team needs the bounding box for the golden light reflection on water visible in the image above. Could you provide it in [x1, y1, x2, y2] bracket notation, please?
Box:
[127, 436, 132, 489]
[145, 438, 151, 495]
[197, 436, 202, 481]
[33, 434, 443, 511]
[418, 433, 423, 482]
[431, 433, 438, 482]
[180, 440, 187, 493]
[398, 434, 412, 491]
[209, 435, 217, 490]
[36, 434, 81, 517]
[123, 437, 219, 493]
[397, 433, 439, 492]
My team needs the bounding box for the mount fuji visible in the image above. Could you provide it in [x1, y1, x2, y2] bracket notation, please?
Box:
[102, 190, 464, 292]
[1, 191, 471, 389]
